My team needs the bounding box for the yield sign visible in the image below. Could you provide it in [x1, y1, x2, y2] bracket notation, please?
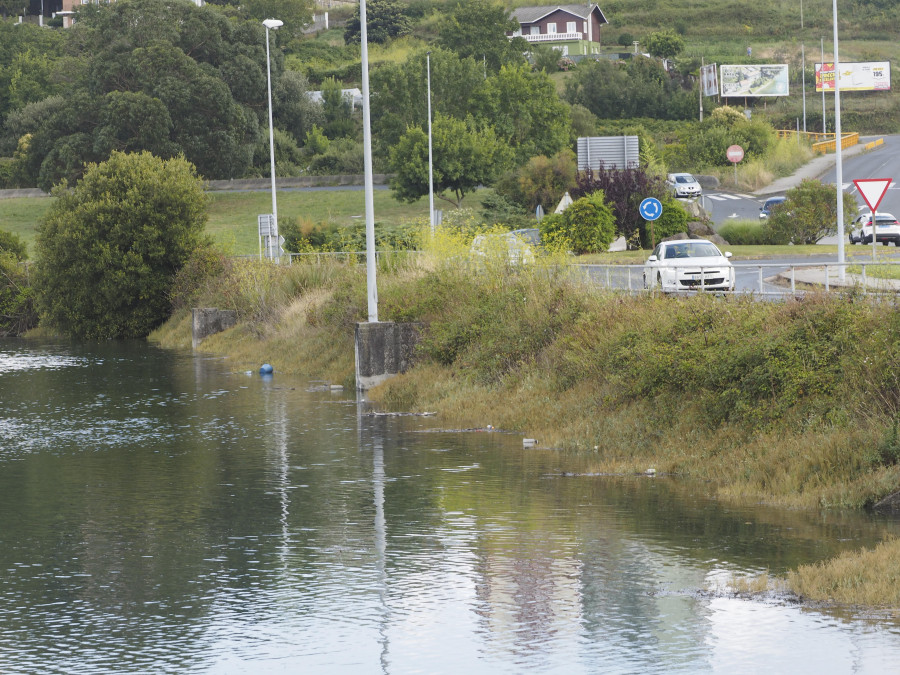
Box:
[853, 178, 892, 212]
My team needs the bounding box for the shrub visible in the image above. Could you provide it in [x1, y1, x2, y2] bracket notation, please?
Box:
[718, 220, 778, 245]
[644, 199, 689, 247]
[768, 179, 858, 244]
[539, 190, 615, 254]
[34, 151, 208, 339]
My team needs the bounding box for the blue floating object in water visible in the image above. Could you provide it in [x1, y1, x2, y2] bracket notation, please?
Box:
[259, 363, 274, 375]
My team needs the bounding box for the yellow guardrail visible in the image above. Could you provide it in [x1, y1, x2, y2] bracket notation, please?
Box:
[865, 138, 885, 150]
[777, 130, 861, 154]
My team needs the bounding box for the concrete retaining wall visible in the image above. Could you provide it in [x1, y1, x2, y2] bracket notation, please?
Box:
[192, 308, 237, 349]
[355, 321, 421, 391]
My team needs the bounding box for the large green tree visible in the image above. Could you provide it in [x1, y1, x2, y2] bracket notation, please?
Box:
[34, 151, 209, 339]
[344, 0, 411, 44]
[389, 113, 513, 207]
[437, 0, 527, 72]
[564, 57, 695, 121]
[2, 0, 322, 188]
[645, 30, 685, 60]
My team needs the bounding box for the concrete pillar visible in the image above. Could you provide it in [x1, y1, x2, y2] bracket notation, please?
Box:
[191, 308, 237, 349]
[355, 321, 421, 391]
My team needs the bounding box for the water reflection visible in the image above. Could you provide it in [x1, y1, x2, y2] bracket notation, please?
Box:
[3, 338, 900, 673]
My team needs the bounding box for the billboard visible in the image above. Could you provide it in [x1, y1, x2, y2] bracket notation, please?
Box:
[720, 65, 789, 97]
[700, 63, 718, 97]
[815, 62, 891, 92]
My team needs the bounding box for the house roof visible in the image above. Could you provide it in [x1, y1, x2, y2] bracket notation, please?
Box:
[511, 4, 608, 25]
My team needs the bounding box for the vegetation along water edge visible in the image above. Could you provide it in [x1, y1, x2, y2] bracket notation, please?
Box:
[146, 242, 900, 609]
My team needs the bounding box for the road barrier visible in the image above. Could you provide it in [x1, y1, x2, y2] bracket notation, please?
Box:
[576, 260, 900, 297]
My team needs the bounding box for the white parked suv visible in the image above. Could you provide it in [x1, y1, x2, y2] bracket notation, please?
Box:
[666, 173, 702, 199]
[850, 212, 900, 245]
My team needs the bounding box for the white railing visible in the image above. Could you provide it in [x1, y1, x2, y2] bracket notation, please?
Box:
[511, 32, 584, 43]
[573, 261, 900, 297]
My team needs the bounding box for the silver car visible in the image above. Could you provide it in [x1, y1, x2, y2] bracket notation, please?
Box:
[666, 172, 702, 199]
[643, 239, 735, 292]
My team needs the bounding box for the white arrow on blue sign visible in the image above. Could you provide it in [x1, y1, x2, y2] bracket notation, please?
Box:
[639, 197, 663, 221]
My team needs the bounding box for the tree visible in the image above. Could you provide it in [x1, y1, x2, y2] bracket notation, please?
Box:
[573, 165, 668, 245]
[437, 0, 527, 72]
[389, 113, 513, 207]
[344, 0, 411, 44]
[564, 57, 695, 121]
[646, 30, 685, 60]
[0, 230, 37, 336]
[495, 149, 576, 213]
[238, 0, 314, 39]
[472, 63, 571, 163]
[766, 179, 857, 245]
[34, 151, 209, 339]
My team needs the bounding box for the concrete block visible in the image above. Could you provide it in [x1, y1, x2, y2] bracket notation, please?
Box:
[192, 308, 237, 349]
[355, 321, 421, 391]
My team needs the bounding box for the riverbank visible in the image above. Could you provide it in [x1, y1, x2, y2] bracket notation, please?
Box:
[150, 251, 900, 606]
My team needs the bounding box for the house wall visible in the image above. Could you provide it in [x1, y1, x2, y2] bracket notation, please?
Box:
[522, 10, 602, 44]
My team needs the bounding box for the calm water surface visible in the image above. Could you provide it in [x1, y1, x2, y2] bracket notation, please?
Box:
[3, 339, 900, 674]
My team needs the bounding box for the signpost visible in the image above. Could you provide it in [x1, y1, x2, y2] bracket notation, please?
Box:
[639, 197, 663, 248]
[853, 178, 892, 261]
[727, 144, 744, 186]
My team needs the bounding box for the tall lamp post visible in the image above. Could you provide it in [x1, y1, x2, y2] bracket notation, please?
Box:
[426, 51, 435, 234]
[832, 0, 845, 279]
[263, 18, 283, 261]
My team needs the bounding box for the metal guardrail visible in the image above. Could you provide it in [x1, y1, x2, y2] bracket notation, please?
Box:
[776, 130, 861, 154]
[575, 260, 900, 296]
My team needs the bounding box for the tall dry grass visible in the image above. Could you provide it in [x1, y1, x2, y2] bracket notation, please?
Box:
[788, 538, 900, 606]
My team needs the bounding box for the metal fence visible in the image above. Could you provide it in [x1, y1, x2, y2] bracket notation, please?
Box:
[575, 260, 900, 297]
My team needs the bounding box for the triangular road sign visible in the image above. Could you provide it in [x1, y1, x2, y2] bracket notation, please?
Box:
[853, 178, 892, 212]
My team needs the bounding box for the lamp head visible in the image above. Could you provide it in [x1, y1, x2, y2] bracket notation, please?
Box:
[262, 18, 283, 29]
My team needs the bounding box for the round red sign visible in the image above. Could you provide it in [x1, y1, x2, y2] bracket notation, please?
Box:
[727, 145, 744, 163]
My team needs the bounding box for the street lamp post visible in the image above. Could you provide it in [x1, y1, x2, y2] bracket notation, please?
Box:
[426, 51, 434, 234]
[832, 0, 845, 279]
[263, 18, 283, 261]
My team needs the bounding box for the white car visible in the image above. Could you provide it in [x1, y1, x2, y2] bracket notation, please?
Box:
[850, 212, 900, 245]
[470, 231, 536, 265]
[666, 172, 702, 199]
[643, 239, 735, 292]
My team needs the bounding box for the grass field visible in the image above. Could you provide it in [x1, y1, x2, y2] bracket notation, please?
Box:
[0, 188, 431, 257]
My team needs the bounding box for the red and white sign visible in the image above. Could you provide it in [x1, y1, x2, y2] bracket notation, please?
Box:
[726, 145, 744, 163]
[853, 178, 892, 212]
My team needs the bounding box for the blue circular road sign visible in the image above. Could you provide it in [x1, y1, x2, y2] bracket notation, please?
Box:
[639, 197, 663, 221]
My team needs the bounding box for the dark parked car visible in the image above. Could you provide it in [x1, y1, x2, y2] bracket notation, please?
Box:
[759, 196, 787, 219]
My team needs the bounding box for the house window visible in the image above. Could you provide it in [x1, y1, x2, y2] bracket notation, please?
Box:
[567, 21, 576, 33]
[530, 25, 540, 35]
[547, 23, 557, 34]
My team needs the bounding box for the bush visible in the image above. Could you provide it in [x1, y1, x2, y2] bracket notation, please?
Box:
[0, 252, 37, 336]
[34, 151, 209, 339]
[617, 32, 634, 47]
[0, 230, 28, 261]
[718, 220, 779, 245]
[644, 199, 689, 247]
[539, 190, 615, 254]
[768, 179, 858, 244]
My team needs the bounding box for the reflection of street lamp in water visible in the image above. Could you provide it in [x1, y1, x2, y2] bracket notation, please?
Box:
[263, 18, 283, 261]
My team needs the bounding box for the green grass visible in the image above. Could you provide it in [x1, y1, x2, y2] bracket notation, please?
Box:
[206, 189, 429, 255]
[0, 189, 432, 258]
[0, 197, 53, 257]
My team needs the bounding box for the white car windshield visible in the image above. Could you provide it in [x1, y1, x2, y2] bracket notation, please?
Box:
[663, 242, 721, 259]
[675, 176, 693, 183]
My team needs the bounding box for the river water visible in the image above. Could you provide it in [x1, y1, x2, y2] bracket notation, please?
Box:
[3, 339, 900, 674]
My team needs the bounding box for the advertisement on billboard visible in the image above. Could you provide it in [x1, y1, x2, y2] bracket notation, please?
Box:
[815, 62, 891, 92]
[700, 63, 718, 97]
[720, 65, 789, 97]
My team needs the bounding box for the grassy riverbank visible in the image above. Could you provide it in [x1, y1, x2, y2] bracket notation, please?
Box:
[150, 245, 900, 606]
